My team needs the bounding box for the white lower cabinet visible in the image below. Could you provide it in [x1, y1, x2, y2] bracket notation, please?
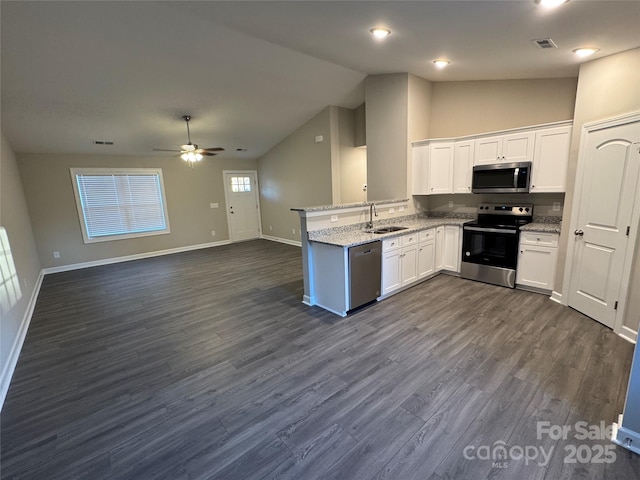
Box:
[380, 232, 418, 296]
[418, 229, 436, 279]
[443, 226, 461, 273]
[436, 225, 461, 273]
[516, 232, 559, 292]
[382, 238, 402, 295]
[382, 227, 460, 298]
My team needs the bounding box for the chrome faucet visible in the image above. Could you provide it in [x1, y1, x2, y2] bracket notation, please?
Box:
[366, 203, 378, 229]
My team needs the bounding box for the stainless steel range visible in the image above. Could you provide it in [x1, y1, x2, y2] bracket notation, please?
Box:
[460, 204, 533, 288]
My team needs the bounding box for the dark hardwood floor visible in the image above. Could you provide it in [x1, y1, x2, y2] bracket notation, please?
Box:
[1, 239, 638, 479]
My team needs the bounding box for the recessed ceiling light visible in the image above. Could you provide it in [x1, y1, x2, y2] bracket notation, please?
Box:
[433, 59, 450, 69]
[536, 0, 569, 7]
[573, 47, 599, 58]
[370, 27, 391, 39]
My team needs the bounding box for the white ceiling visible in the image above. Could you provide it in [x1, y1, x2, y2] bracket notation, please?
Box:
[2, 1, 639, 158]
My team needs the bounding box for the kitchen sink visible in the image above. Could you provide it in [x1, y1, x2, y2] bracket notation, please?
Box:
[369, 226, 408, 234]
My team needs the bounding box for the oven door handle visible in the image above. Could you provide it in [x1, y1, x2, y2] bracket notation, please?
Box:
[513, 167, 520, 188]
[464, 226, 517, 234]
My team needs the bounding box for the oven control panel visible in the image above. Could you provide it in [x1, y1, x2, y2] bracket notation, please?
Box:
[477, 204, 533, 216]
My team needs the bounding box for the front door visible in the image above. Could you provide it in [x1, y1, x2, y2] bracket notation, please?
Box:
[223, 171, 261, 242]
[568, 121, 640, 328]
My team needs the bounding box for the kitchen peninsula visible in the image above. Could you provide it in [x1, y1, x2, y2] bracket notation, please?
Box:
[293, 200, 471, 316]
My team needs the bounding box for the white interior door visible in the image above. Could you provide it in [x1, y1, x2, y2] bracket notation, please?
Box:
[568, 122, 640, 328]
[223, 171, 261, 242]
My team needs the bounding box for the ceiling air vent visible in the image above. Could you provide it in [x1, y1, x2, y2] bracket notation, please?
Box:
[93, 140, 114, 145]
[532, 38, 558, 49]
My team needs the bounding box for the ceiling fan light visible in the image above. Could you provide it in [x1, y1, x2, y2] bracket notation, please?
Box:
[536, 0, 569, 7]
[181, 152, 190, 161]
[370, 27, 391, 39]
[195, 153, 203, 161]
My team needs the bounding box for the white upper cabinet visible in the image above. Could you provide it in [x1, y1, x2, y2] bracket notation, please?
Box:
[530, 125, 572, 193]
[474, 136, 502, 165]
[412, 121, 572, 195]
[411, 143, 430, 195]
[428, 141, 455, 194]
[473, 131, 535, 165]
[453, 140, 474, 193]
[502, 131, 535, 162]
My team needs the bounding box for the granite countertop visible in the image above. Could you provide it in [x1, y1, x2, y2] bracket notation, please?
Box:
[291, 198, 409, 213]
[308, 215, 471, 247]
[520, 222, 562, 234]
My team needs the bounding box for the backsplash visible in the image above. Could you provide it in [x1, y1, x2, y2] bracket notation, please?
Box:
[421, 192, 565, 218]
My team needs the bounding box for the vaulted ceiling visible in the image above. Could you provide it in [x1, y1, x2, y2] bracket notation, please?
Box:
[2, 1, 638, 158]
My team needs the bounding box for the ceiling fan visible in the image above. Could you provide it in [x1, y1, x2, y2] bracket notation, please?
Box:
[154, 115, 224, 165]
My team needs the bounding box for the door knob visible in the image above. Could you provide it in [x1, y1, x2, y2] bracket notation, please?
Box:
[574, 229, 584, 236]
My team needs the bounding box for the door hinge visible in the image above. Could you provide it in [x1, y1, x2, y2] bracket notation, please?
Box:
[626, 226, 630, 236]
[614, 301, 618, 310]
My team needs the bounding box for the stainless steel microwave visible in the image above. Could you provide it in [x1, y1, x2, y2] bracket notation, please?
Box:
[472, 161, 532, 194]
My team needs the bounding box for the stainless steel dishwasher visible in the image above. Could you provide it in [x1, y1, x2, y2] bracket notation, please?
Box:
[349, 241, 382, 310]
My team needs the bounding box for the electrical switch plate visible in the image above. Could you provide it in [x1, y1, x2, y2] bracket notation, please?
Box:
[292, 228, 296, 234]
[389, 208, 395, 214]
[211, 230, 216, 236]
[449, 201, 454, 208]
[553, 202, 561, 212]
[330, 215, 338, 223]
[269, 225, 273, 231]
[314, 135, 324, 143]
[210, 203, 219, 209]
[53, 251, 60, 259]
[399, 207, 404, 212]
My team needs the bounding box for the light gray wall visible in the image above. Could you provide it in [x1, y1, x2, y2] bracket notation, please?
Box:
[258, 107, 333, 242]
[554, 48, 640, 316]
[354, 103, 366, 148]
[365, 74, 410, 201]
[429, 78, 578, 138]
[18, 153, 257, 268]
[365, 73, 431, 202]
[337, 107, 367, 204]
[1, 133, 41, 390]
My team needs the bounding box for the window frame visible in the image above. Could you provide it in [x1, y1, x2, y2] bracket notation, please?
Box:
[70, 167, 171, 244]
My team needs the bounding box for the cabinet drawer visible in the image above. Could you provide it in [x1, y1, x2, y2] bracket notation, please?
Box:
[401, 233, 418, 247]
[419, 228, 435, 242]
[383, 238, 401, 252]
[520, 231, 559, 247]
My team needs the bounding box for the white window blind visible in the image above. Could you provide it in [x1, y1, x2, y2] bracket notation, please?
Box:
[71, 168, 170, 243]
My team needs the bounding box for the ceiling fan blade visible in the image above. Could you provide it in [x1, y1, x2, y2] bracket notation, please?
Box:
[200, 147, 225, 152]
[153, 148, 181, 152]
[202, 152, 218, 156]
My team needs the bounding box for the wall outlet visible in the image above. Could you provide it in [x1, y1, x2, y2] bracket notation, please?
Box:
[314, 135, 324, 143]
[211, 230, 216, 236]
[553, 202, 561, 212]
[210, 203, 219, 209]
[399, 206, 404, 212]
[292, 228, 296, 234]
[389, 208, 395, 214]
[53, 251, 60, 259]
[449, 201, 454, 208]
[330, 215, 338, 223]
[269, 225, 273, 231]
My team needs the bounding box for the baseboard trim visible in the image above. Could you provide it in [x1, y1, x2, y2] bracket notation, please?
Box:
[0, 270, 45, 411]
[617, 326, 637, 344]
[42, 240, 232, 274]
[261, 235, 302, 247]
[550, 290, 564, 305]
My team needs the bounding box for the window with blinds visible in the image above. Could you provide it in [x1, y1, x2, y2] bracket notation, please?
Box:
[70, 168, 170, 243]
